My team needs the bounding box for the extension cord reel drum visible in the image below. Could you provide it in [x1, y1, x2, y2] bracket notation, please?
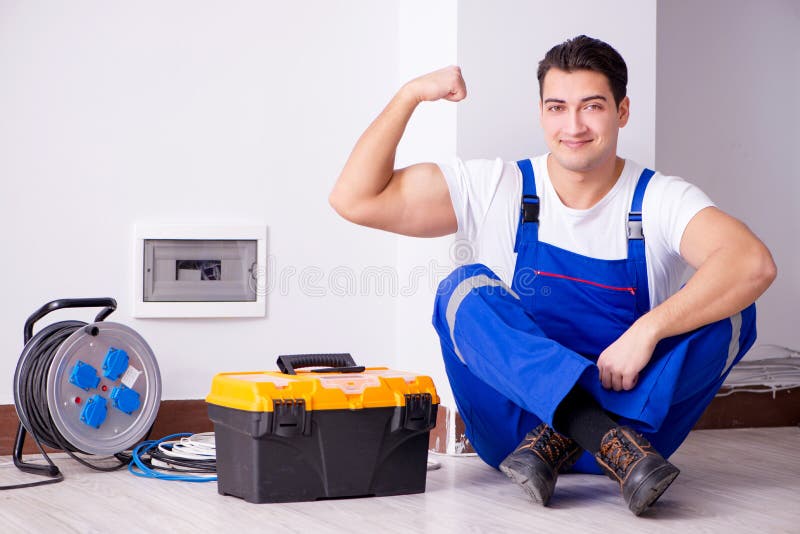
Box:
[13, 298, 161, 462]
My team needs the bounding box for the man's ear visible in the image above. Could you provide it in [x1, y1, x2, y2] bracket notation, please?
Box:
[618, 96, 630, 127]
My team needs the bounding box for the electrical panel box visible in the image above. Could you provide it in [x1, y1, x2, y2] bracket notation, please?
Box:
[134, 225, 267, 318]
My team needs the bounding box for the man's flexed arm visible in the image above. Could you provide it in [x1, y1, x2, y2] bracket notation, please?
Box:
[329, 66, 466, 237]
[597, 207, 777, 391]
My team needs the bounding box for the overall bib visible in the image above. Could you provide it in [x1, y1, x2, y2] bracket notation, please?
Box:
[432, 159, 757, 474]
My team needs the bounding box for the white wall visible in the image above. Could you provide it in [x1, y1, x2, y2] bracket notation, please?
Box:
[3, 0, 789, 412]
[0, 1, 402, 402]
[457, 0, 657, 166]
[393, 1, 459, 411]
[656, 0, 799, 354]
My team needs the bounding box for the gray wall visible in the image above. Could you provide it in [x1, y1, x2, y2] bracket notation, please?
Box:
[656, 0, 799, 352]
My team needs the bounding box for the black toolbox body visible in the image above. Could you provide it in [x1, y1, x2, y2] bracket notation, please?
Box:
[206, 362, 439, 504]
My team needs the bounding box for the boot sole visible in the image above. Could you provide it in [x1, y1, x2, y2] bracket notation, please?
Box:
[628, 463, 680, 516]
[499, 461, 552, 505]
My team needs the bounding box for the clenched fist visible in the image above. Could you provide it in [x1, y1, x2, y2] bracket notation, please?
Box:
[403, 66, 467, 104]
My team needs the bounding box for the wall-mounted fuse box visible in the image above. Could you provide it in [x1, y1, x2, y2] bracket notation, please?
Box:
[134, 225, 267, 318]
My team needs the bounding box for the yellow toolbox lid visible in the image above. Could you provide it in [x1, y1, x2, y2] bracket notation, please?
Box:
[206, 368, 439, 412]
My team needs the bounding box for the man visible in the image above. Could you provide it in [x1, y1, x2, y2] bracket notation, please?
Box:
[329, 35, 776, 515]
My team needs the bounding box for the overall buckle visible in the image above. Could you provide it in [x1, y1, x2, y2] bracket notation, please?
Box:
[522, 195, 540, 223]
[627, 212, 643, 240]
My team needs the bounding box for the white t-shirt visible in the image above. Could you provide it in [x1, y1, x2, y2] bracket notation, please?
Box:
[438, 154, 714, 308]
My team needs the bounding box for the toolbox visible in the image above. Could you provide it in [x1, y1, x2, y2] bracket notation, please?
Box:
[206, 353, 439, 503]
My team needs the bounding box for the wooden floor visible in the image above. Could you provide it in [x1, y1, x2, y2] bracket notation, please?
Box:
[0, 427, 797, 533]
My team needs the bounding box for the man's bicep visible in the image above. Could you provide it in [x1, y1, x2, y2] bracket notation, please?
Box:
[373, 163, 458, 237]
[679, 207, 756, 269]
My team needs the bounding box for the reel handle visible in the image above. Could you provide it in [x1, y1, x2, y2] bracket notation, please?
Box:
[24, 298, 117, 344]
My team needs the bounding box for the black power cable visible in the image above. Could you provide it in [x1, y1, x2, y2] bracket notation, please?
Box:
[147, 444, 217, 474]
[2, 321, 132, 491]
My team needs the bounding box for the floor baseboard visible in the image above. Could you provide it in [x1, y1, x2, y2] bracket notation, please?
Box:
[2, 388, 797, 456]
[0, 400, 213, 456]
[427, 387, 799, 453]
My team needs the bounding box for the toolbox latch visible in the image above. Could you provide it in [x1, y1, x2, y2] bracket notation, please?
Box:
[403, 393, 434, 431]
[272, 399, 308, 437]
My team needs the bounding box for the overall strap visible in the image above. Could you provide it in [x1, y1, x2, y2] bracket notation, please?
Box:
[514, 159, 540, 252]
[627, 168, 655, 314]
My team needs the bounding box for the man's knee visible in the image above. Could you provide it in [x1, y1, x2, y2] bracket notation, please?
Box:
[435, 263, 500, 298]
[433, 263, 516, 322]
[432, 263, 520, 357]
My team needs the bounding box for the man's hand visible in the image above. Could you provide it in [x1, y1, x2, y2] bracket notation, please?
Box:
[403, 66, 467, 104]
[596, 320, 659, 391]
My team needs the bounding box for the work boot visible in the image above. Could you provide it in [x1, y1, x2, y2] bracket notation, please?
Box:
[499, 423, 583, 506]
[594, 426, 680, 516]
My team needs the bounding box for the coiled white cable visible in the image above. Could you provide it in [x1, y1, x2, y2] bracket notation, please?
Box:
[718, 345, 800, 398]
[156, 432, 216, 460]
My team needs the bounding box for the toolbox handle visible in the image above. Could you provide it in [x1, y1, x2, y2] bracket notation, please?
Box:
[276, 353, 365, 375]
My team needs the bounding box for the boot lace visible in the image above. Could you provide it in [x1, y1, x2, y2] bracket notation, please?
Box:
[601, 434, 640, 477]
[526, 426, 575, 464]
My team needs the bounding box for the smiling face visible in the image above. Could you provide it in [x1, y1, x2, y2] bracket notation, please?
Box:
[540, 68, 629, 175]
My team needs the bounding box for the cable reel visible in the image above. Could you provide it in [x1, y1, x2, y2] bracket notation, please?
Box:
[8, 298, 161, 488]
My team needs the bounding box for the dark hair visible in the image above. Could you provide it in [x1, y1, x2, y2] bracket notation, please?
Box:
[537, 35, 628, 107]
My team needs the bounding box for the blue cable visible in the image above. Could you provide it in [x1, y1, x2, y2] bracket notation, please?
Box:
[128, 433, 217, 482]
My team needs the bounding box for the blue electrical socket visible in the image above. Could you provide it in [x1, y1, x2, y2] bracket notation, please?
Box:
[110, 386, 141, 415]
[102, 347, 129, 381]
[80, 395, 108, 429]
[69, 361, 100, 391]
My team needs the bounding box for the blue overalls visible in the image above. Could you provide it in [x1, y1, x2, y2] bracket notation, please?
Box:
[432, 159, 757, 474]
